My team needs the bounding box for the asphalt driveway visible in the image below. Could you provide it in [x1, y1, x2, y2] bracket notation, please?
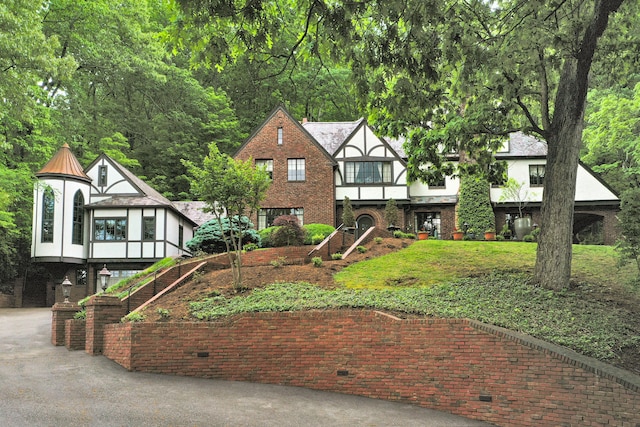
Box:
[0, 308, 493, 427]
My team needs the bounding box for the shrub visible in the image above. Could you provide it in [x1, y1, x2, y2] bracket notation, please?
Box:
[495, 234, 505, 241]
[356, 245, 367, 253]
[270, 256, 287, 268]
[258, 226, 279, 247]
[271, 215, 305, 246]
[331, 252, 343, 260]
[311, 234, 325, 245]
[186, 216, 260, 254]
[303, 223, 335, 244]
[384, 199, 399, 227]
[523, 234, 535, 242]
[457, 175, 495, 236]
[311, 257, 323, 267]
[393, 230, 404, 238]
[157, 308, 171, 319]
[121, 312, 146, 323]
[374, 237, 383, 244]
[243, 243, 259, 252]
[342, 196, 355, 227]
[73, 310, 86, 320]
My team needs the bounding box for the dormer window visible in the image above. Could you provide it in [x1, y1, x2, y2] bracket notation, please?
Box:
[345, 161, 392, 184]
[98, 165, 108, 186]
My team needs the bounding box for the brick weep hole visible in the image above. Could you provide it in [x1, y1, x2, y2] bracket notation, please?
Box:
[102, 310, 640, 426]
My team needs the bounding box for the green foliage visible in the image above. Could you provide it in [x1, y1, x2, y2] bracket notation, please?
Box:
[270, 257, 287, 268]
[73, 310, 86, 320]
[186, 216, 260, 254]
[341, 196, 355, 228]
[495, 235, 505, 241]
[311, 257, 323, 267]
[185, 144, 270, 289]
[258, 226, 279, 247]
[121, 311, 146, 323]
[331, 253, 343, 260]
[616, 187, 640, 276]
[356, 245, 367, 254]
[523, 234, 535, 243]
[243, 243, 259, 252]
[374, 237, 383, 244]
[156, 308, 171, 319]
[303, 223, 335, 244]
[187, 278, 639, 361]
[384, 199, 399, 227]
[582, 84, 640, 194]
[271, 215, 305, 247]
[393, 231, 415, 239]
[457, 176, 495, 238]
[311, 234, 325, 245]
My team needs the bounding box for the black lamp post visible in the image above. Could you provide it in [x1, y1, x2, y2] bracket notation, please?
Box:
[61, 276, 72, 303]
[98, 264, 111, 292]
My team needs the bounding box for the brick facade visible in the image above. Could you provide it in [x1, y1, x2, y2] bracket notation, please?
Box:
[235, 107, 336, 227]
[102, 310, 640, 426]
[51, 303, 80, 346]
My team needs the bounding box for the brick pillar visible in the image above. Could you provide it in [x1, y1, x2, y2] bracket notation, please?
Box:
[85, 295, 126, 355]
[51, 303, 81, 346]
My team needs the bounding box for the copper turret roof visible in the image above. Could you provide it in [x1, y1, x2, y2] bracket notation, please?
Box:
[36, 143, 91, 182]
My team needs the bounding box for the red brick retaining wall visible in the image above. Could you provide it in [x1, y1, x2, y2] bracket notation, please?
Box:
[64, 318, 86, 350]
[102, 310, 640, 426]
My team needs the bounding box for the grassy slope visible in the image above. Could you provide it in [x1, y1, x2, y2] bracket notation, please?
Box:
[189, 240, 640, 364]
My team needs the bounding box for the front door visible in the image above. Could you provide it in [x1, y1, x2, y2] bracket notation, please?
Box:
[356, 215, 374, 239]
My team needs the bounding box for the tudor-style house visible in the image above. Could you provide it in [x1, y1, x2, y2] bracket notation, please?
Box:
[31, 144, 207, 305]
[235, 106, 619, 244]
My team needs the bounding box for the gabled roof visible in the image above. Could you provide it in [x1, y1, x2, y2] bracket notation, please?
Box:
[85, 154, 198, 226]
[36, 143, 91, 182]
[235, 105, 337, 165]
[303, 119, 364, 155]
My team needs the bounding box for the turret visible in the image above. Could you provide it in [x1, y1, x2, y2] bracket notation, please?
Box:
[32, 144, 91, 263]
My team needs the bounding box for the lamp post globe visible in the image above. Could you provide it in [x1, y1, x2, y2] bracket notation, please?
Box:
[61, 276, 72, 303]
[98, 264, 111, 292]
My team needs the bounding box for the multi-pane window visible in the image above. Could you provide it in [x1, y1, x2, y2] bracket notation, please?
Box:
[41, 187, 55, 243]
[143, 217, 155, 241]
[529, 165, 545, 186]
[76, 269, 87, 287]
[258, 208, 304, 229]
[287, 158, 305, 181]
[98, 165, 108, 186]
[345, 161, 392, 184]
[255, 159, 274, 179]
[277, 127, 283, 145]
[72, 191, 84, 245]
[94, 218, 127, 240]
[178, 225, 184, 248]
[416, 212, 441, 239]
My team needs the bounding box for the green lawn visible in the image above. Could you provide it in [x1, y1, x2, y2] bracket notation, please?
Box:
[187, 240, 640, 365]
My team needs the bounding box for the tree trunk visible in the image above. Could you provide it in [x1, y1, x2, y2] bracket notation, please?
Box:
[534, 118, 582, 290]
[534, 0, 624, 290]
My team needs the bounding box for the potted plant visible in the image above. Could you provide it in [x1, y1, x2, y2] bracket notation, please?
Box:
[452, 229, 464, 240]
[484, 228, 496, 240]
[500, 223, 512, 240]
[499, 178, 538, 239]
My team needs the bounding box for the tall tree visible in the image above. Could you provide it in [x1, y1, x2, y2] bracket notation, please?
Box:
[173, 0, 633, 290]
[0, 0, 75, 284]
[43, 0, 243, 199]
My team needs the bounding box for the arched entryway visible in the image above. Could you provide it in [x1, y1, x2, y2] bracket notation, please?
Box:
[356, 214, 375, 239]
